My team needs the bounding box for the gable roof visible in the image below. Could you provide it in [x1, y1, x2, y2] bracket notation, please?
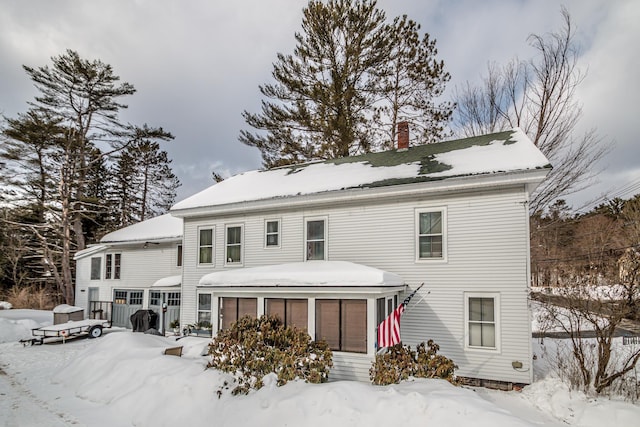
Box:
[171, 128, 550, 213]
[100, 214, 183, 243]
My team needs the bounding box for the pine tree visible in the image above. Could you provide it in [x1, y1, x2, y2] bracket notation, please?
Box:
[374, 16, 453, 148]
[111, 125, 179, 226]
[240, 0, 451, 168]
[1, 50, 176, 304]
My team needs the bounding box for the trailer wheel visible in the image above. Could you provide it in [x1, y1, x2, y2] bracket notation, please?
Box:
[88, 325, 103, 339]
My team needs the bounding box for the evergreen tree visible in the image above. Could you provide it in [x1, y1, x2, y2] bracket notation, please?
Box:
[1, 50, 176, 304]
[111, 125, 179, 226]
[375, 15, 453, 148]
[240, 0, 451, 168]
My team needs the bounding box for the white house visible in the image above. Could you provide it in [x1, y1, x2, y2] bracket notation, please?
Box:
[74, 214, 183, 330]
[169, 128, 551, 386]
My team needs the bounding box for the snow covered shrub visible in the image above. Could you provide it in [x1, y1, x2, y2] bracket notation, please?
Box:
[370, 340, 457, 385]
[207, 315, 333, 395]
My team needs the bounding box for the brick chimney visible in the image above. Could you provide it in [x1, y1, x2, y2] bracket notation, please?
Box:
[397, 121, 409, 149]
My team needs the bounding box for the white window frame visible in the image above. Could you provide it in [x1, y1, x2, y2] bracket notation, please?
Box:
[225, 224, 244, 266]
[304, 216, 328, 261]
[464, 292, 500, 352]
[264, 219, 281, 249]
[197, 292, 213, 330]
[104, 253, 122, 280]
[90, 257, 101, 280]
[197, 226, 215, 266]
[415, 207, 447, 262]
[176, 244, 183, 267]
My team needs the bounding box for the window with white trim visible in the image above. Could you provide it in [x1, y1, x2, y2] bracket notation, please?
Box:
[225, 225, 243, 265]
[105, 254, 112, 279]
[197, 293, 212, 328]
[198, 227, 214, 265]
[105, 253, 122, 279]
[465, 293, 500, 350]
[176, 244, 183, 267]
[150, 291, 161, 306]
[416, 209, 445, 260]
[305, 217, 327, 261]
[265, 219, 280, 248]
[114, 253, 121, 279]
[90, 257, 101, 280]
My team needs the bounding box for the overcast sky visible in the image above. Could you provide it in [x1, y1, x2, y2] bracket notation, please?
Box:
[1, 0, 638, 212]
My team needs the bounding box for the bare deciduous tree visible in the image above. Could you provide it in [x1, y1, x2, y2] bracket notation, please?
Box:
[453, 8, 610, 213]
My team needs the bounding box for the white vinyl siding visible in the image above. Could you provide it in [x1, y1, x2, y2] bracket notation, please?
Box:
[74, 241, 182, 321]
[180, 186, 533, 384]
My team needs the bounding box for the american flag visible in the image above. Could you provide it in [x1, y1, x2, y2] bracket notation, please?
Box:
[377, 303, 405, 348]
[377, 283, 424, 349]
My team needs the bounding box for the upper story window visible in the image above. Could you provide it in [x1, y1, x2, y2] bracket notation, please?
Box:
[114, 253, 121, 279]
[265, 219, 280, 248]
[105, 253, 122, 279]
[416, 208, 446, 261]
[465, 293, 500, 351]
[305, 217, 327, 261]
[198, 227, 214, 265]
[225, 225, 243, 265]
[90, 257, 101, 280]
[176, 244, 183, 267]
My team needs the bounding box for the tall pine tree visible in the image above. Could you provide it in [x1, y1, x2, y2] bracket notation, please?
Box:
[1, 50, 178, 304]
[240, 0, 451, 168]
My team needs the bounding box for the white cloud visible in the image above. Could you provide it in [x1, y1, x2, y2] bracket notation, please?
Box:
[0, 0, 637, 208]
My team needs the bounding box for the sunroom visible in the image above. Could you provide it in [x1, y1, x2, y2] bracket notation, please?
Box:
[196, 260, 406, 381]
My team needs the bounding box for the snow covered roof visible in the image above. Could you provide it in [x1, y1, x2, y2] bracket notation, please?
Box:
[151, 275, 181, 288]
[172, 128, 550, 212]
[100, 214, 183, 243]
[53, 304, 84, 314]
[74, 244, 108, 260]
[199, 261, 404, 287]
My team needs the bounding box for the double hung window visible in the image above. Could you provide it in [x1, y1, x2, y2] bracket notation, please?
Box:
[305, 218, 327, 261]
[466, 293, 499, 350]
[265, 220, 280, 248]
[416, 209, 445, 260]
[198, 227, 214, 265]
[225, 225, 243, 265]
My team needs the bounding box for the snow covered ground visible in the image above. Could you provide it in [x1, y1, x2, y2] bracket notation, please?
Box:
[1, 308, 639, 427]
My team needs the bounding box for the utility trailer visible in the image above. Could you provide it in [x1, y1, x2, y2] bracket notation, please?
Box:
[22, 301, 113, 345]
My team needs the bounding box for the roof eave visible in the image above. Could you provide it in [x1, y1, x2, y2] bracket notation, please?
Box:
[99, 236, 182, 246]
[171, 167, 551, 219]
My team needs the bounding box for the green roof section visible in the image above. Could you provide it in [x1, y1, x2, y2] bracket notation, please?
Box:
[171, 128, 551, 212]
